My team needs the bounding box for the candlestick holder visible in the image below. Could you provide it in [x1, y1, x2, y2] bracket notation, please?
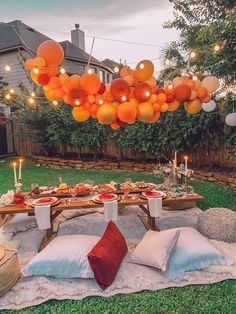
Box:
[15, 179, 22, 193]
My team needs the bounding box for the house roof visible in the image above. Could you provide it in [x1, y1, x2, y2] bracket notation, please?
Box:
[0, 20, 112, 73]
[102, 58, 123, 71]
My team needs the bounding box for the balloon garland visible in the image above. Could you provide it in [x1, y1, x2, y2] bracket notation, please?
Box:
[25, 40, 221, 129]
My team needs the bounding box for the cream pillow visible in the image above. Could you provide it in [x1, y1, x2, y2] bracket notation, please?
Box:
[129, 229, 180, 271]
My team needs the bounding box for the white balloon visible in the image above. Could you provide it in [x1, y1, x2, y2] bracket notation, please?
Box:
[225, 112, 236, 126]
[202, 100, 216, 112]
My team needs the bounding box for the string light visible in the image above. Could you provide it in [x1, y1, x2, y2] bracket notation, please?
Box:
[9, 88, 15, 94]
[75, 99, 80, 106]
[145, 91, 151, 97]
[31, 92, 35, 97]
[5, 94, 11, 100]
[52, 100, 58, 106]
[139, 63, 145, 69]
[98, 99, 104, 105]
[28, 97, 35, 104]
[165, 58, 171, 65]
[33, 67, 39, 74]
[192, 75, 198, 81]
[5, 64, 11, 72]
[87, 68, 93, 75]
[167, 83, 173, 90]
[113, 66, 119, 73]
[190, 50, 198, 59]
[121, 96, 127, 102]
[213, 43, 222, 53]
[60, 68, 66, 74]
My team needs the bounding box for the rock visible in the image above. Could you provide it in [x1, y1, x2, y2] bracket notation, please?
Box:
[197, 208, 236, 243]
[207, 177, 217, 182]
[214, 173, 229, 183]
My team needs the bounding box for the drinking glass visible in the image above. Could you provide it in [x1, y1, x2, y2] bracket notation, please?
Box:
[163, 177, 172, 197]
[69, 187, 77, 203]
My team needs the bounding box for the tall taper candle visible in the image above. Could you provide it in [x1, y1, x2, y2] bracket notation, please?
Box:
[184, 156, 188, 175]
[19, 159, 23, 180]
[13, 162, 17, 184]
[175, 151, 177, 167]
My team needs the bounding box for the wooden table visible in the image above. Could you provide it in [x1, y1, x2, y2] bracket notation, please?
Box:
[0, 193, 203, 251]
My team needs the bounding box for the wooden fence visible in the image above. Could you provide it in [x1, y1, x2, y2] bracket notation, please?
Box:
[12, 119, 235, 168]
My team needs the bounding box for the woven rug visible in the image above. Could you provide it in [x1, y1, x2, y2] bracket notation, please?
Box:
[0, 206, 235, 310]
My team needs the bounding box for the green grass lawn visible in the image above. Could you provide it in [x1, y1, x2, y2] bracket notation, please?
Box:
[0, 158, 235, 314]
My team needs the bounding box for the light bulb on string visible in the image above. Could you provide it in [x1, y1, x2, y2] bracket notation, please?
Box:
[139, 63, 145, 69]
[165, 58, 171, 65]
[5, 94, 11, 100]
[75, 99, 80, 106]
[190, 50, 198, 60]
[113, 66, 119, 73]
[121, 95, 127, 102]
[167, 83, 173, 90]
[98, 99, 104, 105]
[145, 91, 150, 97]
[31, 92, 35, 97]
[28, 97, 35, 104]
[9, 88, 15, 94]
[192, 75, 198, 81]
[52, 100, 58, 106]
[87, 68, 93, 75]
[60, 68, 66, 74]
[5, 64, 11, 72]
[213, 42, 223, 54]
[33, 67, 39, 74]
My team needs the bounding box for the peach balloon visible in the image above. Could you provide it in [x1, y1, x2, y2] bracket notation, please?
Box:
[123, 75, 134, 86]
[110, 78, 130, 101]
[25, 58, 34, 70]
[54, 87, 65, 99]
[45, 66, 59, 77]
[111, 122, 121, 129]
[135, 60, 154, 82]
[149, 94, 157, 104]
[117, 102, 137, 124]
[156, 93, 167, 105]
[201, 95, 211, 103]
[160, 103, 169, 112]
[145, 76, 156, 86]
[83, 102, 91, 110]
[153, 102, 161, 112]
[72, 106, 90, 122]
[168, 99, 180, 111]
[90, 104, 99, 114]
[190, 90, 197, 100]
[63, 94, 71, 104]
[185, 98, 202, 114]
[129, 97, 138, 107]
[120, 66, 134, 78]
[134, 82, 152, 102]
[97, 103, 117, 125]
[70, 74, 81, 88]
[45, 89, 58, 101]
[33, 56, 46, 68]
[80, 73, 101, 95]
[147, 111, 160, 123]
[197, 86, 208, 99]
[62, 80, 73, 93]
[37, 40, 64, 66]
[137, 102, 154, 122]
[201, 76, 220, 94]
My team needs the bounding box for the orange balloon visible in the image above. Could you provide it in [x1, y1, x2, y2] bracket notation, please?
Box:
[174, 84, 191, 102]
[145, 76, 156, 86]
[90, 104, 99, 114]
[123, 75, 134, 86]
[117, 102, 137, 124]
[43, 84, 51, 91]
[135, 60, 154, 81]
[83, 102, 91, 110]
[153, 102, 161, 112]
[129, 97, 138, 107]
[166, 94, 175, 103]
[168, 99, 180, 111]
[59, 73, 69, 85]
[111, 102, 119, 109]
[149, 94, 157, 104]
[110, 78, 130, 101]
[45, 66, 59, 77]
[95, 95, 105, 105]
[185, 98, 202, 114]
[104, 90, 114, 102]
[45, 89, 59, 101]
[49, 76, 61, 89]
[120, 66, 134, 78]
[111, 122, 121, 129]
[156, 93, 167, 105]
[128, 87, 135, 99]
[186, 79, 196, 90]
[63, 94, 71, 104]
[97, 103, 117, 125]
[62, 80, 73, 93]
[197, 86, 208, 99]
[87, 95, 96, 104]
[202, 95, 211, 103]
[70, 74, 81, 88]
[25, 58, 34, 70]
[134, 82, 152, 102]
[37, 40, 64, 66]
[80, 73, 101, 95]
[148, 111, 160, 123]
[190, 90, 197, 100]
[72, 106, 90, 122]
[54, 87, 65, 99]
[33, 56, 46, 68]
[160, 103, 169, 112]
[137, 102, 154, 122]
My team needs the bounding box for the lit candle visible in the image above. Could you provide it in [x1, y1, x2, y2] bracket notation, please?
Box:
[184, 156, 188, 175]
[13, 162, 17, 184]
[175, 151, 177, 167]
[19, 159, 23, 180]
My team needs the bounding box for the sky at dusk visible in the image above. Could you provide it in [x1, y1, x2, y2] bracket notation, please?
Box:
[0, 0, 179, 70]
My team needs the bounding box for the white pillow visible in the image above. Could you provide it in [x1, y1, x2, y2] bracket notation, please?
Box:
[22, 235, 100, 279]
[2, 213, 37, 234]
[129, 229, 181, 271]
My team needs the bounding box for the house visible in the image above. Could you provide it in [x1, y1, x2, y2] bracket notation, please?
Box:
[0, 20, 114, 91]
[0, 20, 115, 156]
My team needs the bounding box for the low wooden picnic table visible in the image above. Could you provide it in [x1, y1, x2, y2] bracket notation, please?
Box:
[0, 192, 203, 251]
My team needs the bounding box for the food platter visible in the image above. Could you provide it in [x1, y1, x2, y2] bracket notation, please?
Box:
[95, 182, 156, 195]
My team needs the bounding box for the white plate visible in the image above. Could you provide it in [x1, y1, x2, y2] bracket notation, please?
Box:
[31, 197, 58, 206]
[92, 193, 118, 203]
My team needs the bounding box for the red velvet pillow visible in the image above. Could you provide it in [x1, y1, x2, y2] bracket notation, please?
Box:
[87, 221, 128, 290]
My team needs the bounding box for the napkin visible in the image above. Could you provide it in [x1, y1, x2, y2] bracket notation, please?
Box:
[34, 205, 51, 230]
[104, 200, 118, 222]
[148, 198, 162, 217]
